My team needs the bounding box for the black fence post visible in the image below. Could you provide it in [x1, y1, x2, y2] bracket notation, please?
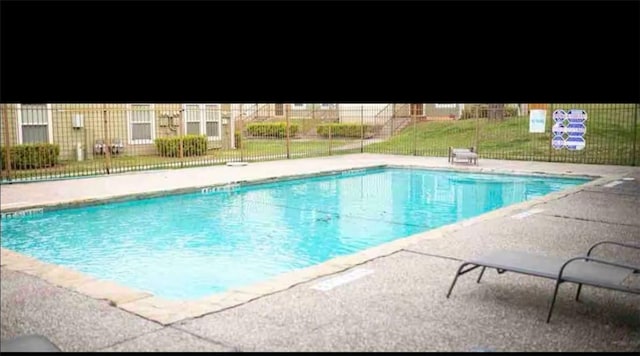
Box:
[633, 103, 638, 166]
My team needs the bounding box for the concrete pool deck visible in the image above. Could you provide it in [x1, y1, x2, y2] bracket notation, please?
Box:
[1, 154, 639, 351]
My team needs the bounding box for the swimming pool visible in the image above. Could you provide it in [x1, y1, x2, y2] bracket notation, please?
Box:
[0, 167, 589, 300]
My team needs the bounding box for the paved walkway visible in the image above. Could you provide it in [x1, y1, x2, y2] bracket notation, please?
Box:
[1, 154, 639, 351]
[1, 154, 633, 211]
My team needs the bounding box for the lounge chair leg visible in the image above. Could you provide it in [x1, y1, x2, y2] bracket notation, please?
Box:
[575, 284, 582, 302]
[476, 266, 486, 283]
[546, 281, 563, 323]
[446, 263, 469, 298]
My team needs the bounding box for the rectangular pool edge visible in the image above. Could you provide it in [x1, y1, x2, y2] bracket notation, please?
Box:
[0, 165, 602, 324]
[2, 165, 389, 214]
[0, 171, 593, 325]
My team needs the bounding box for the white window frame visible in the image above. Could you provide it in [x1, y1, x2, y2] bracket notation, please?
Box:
[320, 104, 334, 110]
[292, 103, 307, 110]
[181, 103, 221, 141]
[127, 104, 156, 145]
[16, 103, 54, 144]
[183, 104, 202, 136]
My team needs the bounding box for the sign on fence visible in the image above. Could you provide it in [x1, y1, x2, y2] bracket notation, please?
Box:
[529, 109, 546, 133]
[551, 109, 587, 150]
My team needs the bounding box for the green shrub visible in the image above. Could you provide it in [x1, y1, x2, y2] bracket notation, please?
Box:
[154, 135, 207, 157]
[460, 105, 519, 119]
[234, 131, 242, 149]
[1, 143, 60, 170]
[246, 122, 299, 138]
[505, 106, 520, 117]
[316, 123, 376, 138]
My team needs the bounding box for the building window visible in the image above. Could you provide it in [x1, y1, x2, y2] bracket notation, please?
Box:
[292, 104, 306, 110]
[274, 103, 284, 116]
[410, 104, 424, 116]
[320, 104, 334, 109]
[203, 104, 220, 139]
[182, 104, 221, 140]
[17, 104, 53, 144]
[435, 104, 457, 108]
[185, 104, 201, 135]
[128, 104, 155, 144]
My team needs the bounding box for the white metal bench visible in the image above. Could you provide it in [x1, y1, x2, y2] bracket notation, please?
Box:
[448, 146, 478, 165]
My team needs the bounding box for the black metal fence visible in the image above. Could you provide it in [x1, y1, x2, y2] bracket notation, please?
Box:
[1, 103, 637, 183]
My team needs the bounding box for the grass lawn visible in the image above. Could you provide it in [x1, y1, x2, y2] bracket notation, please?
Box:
[2, 139, 360, 181]
[366, 104, 638, 165]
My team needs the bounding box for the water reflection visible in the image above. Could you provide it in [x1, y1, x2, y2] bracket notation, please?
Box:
[1, 168, 587, 299]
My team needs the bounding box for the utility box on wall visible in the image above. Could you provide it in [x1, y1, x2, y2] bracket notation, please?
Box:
[72, 114, 84, 129]
[76, 142, 85, 161]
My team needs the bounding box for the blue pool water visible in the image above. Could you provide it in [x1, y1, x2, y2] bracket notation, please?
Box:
[0, 168, 589, 299]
